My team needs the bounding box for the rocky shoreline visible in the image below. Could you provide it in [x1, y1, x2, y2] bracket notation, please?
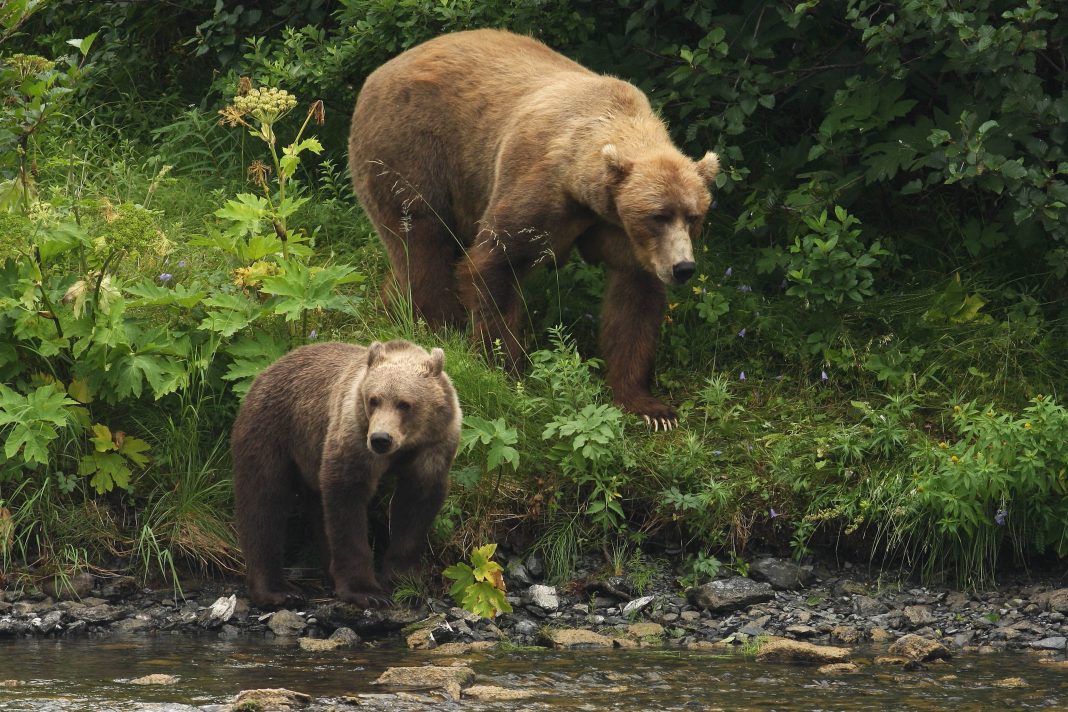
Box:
[2, 555, 1067, 708]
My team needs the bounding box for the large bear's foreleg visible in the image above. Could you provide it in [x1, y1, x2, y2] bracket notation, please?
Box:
[380, 448, 452, 584]
[600, 267, 677, 429]
[319, 447, 390, 608]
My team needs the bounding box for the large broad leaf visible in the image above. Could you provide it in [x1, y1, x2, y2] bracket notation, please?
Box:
[221, 331, 291, 396]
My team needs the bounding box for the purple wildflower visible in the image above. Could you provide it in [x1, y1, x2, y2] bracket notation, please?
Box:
[769, 508, 779, 519]
[821, 370, 829, 382]
[177, 260, 187, 268]
[158, 273, 173, 283]
[712, 450, 722, 456]
[737, 284, 752, 293]
[309, 329, 318, 340]
[738, 328, 746, 338]
[739, 371, 746, 381]
[994, 508, 1008, 527]
[724, 266, 733, 278]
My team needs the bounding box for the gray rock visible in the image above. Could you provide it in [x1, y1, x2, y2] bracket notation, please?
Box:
[201, 595, 236, 627]
[621, 595, 655, 616]
[1031, 636, 1067, 651]
[513, 619, 538, 636]
[524, 552, 544, 578]
[70, 604, 127, 624]
[686, 577, 774, 613]
[757, 639, 851, 664]
[32, 610, 64, 634]
[506, 560, 534, 586]
[0, 618, 31, 636]
[527, 584, 559, 611]
[904, 605, 935, 626]
[1038, 589, 1068, 614]
[329, 626, 360, 646]
[750, 558, 814, 590]
[232, 688, 312, 709]
[372, 665, 474, 702]
[112, 616, 153, 634]
[268, 609, 306, 637]
[853, 595, 887, 616]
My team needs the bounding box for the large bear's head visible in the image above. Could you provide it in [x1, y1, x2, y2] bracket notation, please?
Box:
[601, 144, 719, 285]
[359, 340, 454, 456]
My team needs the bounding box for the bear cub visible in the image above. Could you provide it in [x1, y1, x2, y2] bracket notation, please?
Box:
[231, 339, 461, 608]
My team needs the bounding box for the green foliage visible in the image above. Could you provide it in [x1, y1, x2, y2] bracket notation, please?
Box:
[679, 551, 722, 589]
[460, 416, 520, 476]
[443, 543, 513, 619]
[757, 206, 888, 305]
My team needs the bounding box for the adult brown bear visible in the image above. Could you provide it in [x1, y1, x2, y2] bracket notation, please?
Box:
[349, 29, 720, 430]
[231, 340, 461, 608]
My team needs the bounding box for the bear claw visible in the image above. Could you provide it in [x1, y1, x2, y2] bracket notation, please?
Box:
[642, 415, 679, 432]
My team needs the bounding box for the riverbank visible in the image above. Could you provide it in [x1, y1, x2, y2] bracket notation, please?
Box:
[3, 554, 1066, 658]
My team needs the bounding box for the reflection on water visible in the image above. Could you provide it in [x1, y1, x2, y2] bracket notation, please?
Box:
[0, 635, 1065, 711]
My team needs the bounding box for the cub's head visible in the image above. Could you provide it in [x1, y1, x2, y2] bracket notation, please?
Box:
[360, 340, 453, 456]
[601, 144, 719, 285]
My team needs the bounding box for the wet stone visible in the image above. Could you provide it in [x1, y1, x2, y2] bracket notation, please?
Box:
[888, 633, 951, 662]
[129, 674, 180, 685]
[541, 627, 616, 649]
[268, 609, 306, 637]
[372, 665, 475, 702]
[232, 687, 312, 709]
[464, 684, 536, 701]
[621, 595, 655, 616]
[757, 639, 851, 665]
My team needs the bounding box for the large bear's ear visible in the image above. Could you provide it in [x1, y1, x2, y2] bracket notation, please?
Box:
[601, 144, 632, 183]
[695, 151, 721, 185]
[367, 342, 384, 368]
[423, 347, 444, 377]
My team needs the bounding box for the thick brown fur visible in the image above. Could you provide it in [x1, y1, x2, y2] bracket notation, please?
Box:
[231, 340, 461, 609]
[348, 29, 720, 427]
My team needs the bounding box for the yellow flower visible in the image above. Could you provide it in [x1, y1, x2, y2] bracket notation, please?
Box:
[668, 302, 679, 311]
[1023, 422, 1032, 429]
[938, 441, 948, 449]
[953, 405, 962, 413]
[950, 455, 959, 464]
[986, 410, 994, 417]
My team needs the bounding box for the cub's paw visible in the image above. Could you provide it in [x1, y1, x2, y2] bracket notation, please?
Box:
[337, 588, 393, 609]
[250, 586, 305, 610]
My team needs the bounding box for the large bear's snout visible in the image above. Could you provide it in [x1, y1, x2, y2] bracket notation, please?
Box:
[369, 431, 394, 454]
[672, 261, 696, 284]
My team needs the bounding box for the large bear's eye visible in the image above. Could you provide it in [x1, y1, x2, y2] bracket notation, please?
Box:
[651, 213, 672, 225]
[686, 214, 702, 224]
[368, 397, 381, 409]
[396, 400, 412, 413]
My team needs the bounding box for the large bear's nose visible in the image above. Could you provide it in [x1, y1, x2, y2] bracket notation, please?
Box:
[369, 432, 393, 454]
[672, 261, 696, 284]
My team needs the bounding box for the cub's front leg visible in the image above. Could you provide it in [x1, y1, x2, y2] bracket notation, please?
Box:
[380, 446, 453, 584]
[318, 444, 391, 608]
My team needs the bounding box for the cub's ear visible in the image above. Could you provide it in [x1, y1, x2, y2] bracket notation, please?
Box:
[695, 151, 721, 185]
[367, 342, 384, 368]
[601, 144, 633, 183]
[423, 347, 444, 377]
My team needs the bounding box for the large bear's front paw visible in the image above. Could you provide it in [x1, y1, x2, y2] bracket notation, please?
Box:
[618, 396, 679, 432]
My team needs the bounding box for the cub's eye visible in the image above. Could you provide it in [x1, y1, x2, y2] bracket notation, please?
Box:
[686, 214, 702, 224]
[651, 213, 672, 224]
[397, 400, 412, 413]
[368, 397, 381, 409]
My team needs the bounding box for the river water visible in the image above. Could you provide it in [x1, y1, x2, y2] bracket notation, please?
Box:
[1, 635, 1066, 711]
